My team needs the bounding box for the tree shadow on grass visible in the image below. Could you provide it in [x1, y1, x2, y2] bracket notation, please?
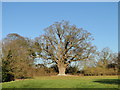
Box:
[94, 79, 120, 85]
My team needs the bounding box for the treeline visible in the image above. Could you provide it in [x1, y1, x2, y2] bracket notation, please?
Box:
[1, 33, 118, 82]
[1, 33, 119, 82]
[1, 21, 119, 82]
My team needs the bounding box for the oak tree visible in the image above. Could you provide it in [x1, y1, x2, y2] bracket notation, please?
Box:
[35, 21, 96, 75]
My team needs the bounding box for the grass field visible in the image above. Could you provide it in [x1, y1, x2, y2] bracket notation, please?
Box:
[1, 76, 119, 88]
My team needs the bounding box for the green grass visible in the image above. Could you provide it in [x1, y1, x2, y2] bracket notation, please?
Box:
[1, 76, 119, 88]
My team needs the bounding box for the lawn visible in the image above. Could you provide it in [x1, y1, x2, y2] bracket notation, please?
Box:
[1, 76, 119, 88]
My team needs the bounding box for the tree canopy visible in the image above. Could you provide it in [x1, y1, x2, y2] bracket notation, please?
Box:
[35, 21, 96, 75]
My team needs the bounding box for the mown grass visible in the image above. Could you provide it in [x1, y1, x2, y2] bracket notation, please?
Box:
[1, 76, 119, 88]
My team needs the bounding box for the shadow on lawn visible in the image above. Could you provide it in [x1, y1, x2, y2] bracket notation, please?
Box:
[94, 79, 120, 85]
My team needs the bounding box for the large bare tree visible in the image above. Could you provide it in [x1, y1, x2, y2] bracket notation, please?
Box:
[36, 21, 96, 75]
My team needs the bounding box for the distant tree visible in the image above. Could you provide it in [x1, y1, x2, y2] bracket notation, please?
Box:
[83, 48, 118, 76]
[97, 47, 113, 68]
[35, 21, 96, 75]
[2, 33, 35, 79]
[107, 52, 118, 70]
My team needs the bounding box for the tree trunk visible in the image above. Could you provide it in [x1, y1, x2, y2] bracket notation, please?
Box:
[57, 64, 66, 76]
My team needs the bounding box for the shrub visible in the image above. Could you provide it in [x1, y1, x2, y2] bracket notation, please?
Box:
[66, 66, 78, 75]
[2, 72, 15, 82]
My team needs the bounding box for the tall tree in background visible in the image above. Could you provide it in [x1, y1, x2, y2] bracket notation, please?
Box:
[97, 47, 114, 68]
[83, 47, 118, 76]
[35, 21, 96, 75]
[2, 33, 36, 79]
